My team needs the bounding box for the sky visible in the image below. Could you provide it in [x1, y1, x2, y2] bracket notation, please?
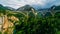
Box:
[0, 0, 60, 9]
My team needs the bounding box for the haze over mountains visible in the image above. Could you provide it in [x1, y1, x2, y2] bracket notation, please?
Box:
[0, 4, 15, 11]
[0, 4, 60, 11]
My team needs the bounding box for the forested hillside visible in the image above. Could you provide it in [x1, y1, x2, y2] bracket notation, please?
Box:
[0, 4, 60, 34]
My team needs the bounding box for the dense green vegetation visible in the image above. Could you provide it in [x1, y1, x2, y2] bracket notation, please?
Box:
[0, 4, 60, 34]
[6, 11, 60, 34]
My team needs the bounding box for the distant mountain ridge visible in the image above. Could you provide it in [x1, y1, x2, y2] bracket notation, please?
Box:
[0, 4, 60, 11]
[0, 4, 5, 10]
[0, 4, 16, 11]
[4, 6, 16, 11]
[50, 5, 60, 10]
[16, 5, 36, 11]
[0, 4, 36, 11]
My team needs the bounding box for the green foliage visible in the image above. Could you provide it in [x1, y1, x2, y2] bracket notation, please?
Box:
[0, 5, 6, 15]
[0, 31, 2, 34]
[10, 11, 60, 34]
[0, 10, 60, 34]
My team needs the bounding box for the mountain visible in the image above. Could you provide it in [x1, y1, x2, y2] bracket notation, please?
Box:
[0, 4, 16, 11]
[4, 6, 16, 11]
[0, 4, 3, 7]
[38, 5, 60, 11]
[54, 5, 60, 10]
[38, 8, 50, 11]
[32, 4, 41, 10]
[16, 5, 36, 11]
[0, 4, 5, 10]
[0, 4, 6, 14]
[50, 5, 60, 10]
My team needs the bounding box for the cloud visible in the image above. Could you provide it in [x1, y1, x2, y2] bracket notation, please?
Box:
[0, 0, 60, 9]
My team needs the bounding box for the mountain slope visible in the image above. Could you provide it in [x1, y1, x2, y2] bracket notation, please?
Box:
[17, 5, 35, 11]
[0, 4, 6, 14]
[50, 5, 60, 10]
[4, 6, 16, 11]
